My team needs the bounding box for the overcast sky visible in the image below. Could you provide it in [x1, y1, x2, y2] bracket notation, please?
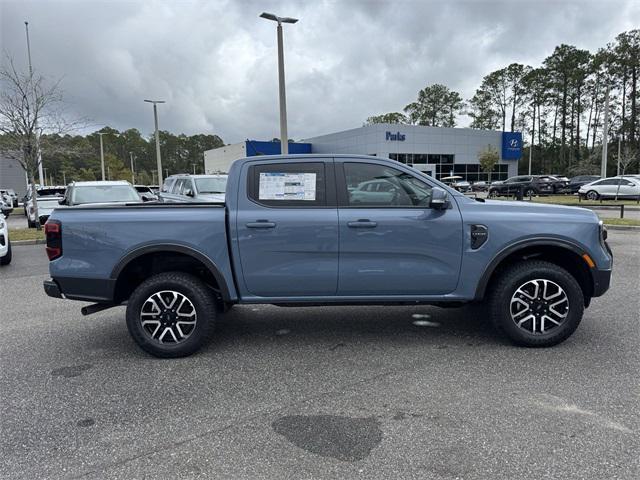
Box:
[2, 0, 639, 143]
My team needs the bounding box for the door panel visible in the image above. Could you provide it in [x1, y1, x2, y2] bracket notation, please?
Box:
[236, 160, 339, 297]
[337, 161, 463, 296]
[338, 208, 463, 295]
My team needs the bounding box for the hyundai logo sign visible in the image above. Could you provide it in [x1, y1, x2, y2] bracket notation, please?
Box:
[386, 131, 406, 141]
[501, 132, 522, 160]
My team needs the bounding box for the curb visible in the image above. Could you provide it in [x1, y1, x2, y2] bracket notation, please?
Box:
[12, 239, 46, 246]
[603, 224, 640, 231]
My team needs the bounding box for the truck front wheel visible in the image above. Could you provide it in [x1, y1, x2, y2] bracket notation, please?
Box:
[489, 260, 584, 347]
[126, 272, 216, 358]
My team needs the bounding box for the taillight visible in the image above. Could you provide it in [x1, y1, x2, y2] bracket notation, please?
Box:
[45, 220, 62, 261]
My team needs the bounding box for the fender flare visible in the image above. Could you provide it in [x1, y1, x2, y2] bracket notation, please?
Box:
[474, 237, 592, 301]
[110, 243, 232, 302]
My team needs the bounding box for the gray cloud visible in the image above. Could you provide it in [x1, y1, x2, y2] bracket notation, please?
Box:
[2, 0, 638, 143]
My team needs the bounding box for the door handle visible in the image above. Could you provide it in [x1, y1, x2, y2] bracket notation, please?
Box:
[347, 220, 377, 228]
[246, 221, 276, 228]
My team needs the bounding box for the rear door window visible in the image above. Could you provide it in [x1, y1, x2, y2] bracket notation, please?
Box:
[248, 162, 327, 208]
[172, 179, 186, 194]
[162, 178, 175, 193]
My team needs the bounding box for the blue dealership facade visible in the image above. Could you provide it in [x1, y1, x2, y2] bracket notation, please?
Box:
[204, 124, 521, 181]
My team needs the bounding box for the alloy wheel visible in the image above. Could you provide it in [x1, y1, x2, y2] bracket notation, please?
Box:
[140, 290, 197, 344]
[586, 190, 599, 200]
[509, 279, 569, 334]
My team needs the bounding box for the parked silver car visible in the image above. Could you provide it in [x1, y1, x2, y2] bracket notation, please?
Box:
[159, 174, 227, 203]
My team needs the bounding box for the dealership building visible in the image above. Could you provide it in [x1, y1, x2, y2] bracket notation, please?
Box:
[204, 124, 522, 182]
[0, 154, 28, 198]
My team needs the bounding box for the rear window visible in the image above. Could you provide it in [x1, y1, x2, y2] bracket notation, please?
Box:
[195, 177, 227, 194]
[71, 185, 140, 204]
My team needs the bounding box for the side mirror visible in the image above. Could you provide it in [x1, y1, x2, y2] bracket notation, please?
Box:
[141, 194, 153, 202]
[430, 187, 450, 210]
[58, 198, 66, 205]
[184, 189, 195, 197]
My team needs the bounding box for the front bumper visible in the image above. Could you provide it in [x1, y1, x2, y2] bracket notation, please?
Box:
[592, 268, 612, 297]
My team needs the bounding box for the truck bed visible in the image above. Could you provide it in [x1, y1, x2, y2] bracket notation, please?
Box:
[48, 203, 236, 302]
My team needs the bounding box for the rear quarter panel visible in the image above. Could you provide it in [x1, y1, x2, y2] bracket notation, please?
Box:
[49, 205, 237, 300]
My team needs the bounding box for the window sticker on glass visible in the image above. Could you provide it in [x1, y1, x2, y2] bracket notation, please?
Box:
[259, 172, 317, 200]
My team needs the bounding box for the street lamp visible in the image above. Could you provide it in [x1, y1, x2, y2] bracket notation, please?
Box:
[259, 12, 298, 155]
[97, 131, 118, 181]
[144, 99, 166, 185]
[129, 152, 135, 185]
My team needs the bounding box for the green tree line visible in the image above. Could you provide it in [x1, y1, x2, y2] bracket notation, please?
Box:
[366, 29, 640, 176]
[1, 128, 224, 186]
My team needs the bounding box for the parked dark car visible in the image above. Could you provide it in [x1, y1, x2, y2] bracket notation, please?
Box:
[542, 175, 570, 194]
[471, 181, 489, 192]
[568, 175, 600, 194]
[488, 176, 554, 197]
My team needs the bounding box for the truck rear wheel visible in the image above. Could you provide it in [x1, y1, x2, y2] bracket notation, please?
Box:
[126, 272, 216, 358]
[489, 260, 584, 347]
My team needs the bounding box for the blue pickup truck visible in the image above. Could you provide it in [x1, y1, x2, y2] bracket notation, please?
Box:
[43, 155, 613, 357]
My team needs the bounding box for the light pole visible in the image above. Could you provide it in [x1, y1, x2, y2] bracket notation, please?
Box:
[601, 85, 610, 178]
[192, 163, 197, 174]
[144, 99, 165, 185]
[24, 21, 45, 186]
[97, 132, 118, 181]
[616, 136, 622, 176]
[260, 12, 298, 155]
[130, 152, 135, 184]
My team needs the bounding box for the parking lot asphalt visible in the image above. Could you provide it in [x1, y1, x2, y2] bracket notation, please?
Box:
[0, 232, 638, 480]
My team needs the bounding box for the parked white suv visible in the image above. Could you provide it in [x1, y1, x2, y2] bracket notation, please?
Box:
[25, 187, 67, 228]
[159, 174, 227, 203]
[0, 215, 11, 265]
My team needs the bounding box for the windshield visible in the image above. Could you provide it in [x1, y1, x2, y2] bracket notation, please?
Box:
[195, 177, 227, 194]
[72, 185, 140, 204]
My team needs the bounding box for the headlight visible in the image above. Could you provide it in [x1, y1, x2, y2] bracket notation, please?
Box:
[599, 220, 608, 242]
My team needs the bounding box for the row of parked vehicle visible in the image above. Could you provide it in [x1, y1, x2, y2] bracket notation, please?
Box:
[442, 174, 640, 200]
[15, 174, 229, 228]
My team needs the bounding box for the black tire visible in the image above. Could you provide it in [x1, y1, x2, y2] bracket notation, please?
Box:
[586, 190, 599, 201]
[0, 241, 11, 266]
[489, 260, 584, 347]
[488, 189, 498, 198]
[126, 272, 217, 358]
[524, 188, 535, 197]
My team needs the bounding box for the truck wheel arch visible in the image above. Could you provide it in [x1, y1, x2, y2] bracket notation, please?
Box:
[110, 244, 232, 304]
[475, 238, 595, 304]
